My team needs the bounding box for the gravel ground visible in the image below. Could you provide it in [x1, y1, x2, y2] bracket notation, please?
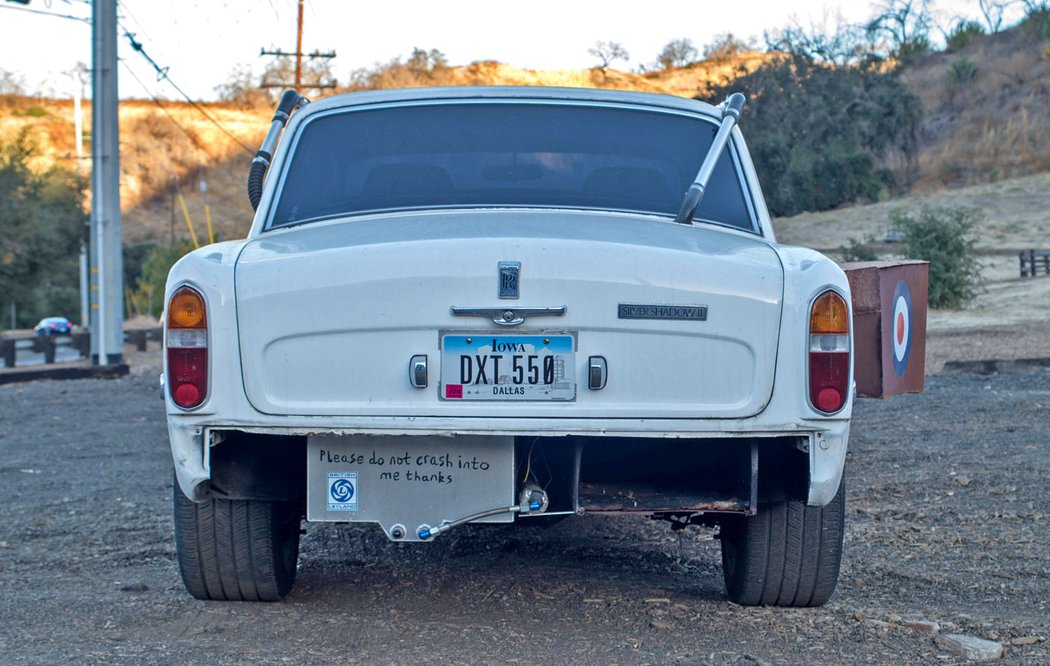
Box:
[0, 362, 1048, 665]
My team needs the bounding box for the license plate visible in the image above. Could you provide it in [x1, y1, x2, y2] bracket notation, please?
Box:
[440, 334, 575, 401]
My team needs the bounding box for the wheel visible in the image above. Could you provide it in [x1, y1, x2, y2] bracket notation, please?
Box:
[173, 481, 301, 601]
[718, 478, 844, 607]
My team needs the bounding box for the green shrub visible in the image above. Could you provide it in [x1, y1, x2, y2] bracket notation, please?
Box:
[946, 57, 978, 96]
[704, 53, 921, 216]
[839, 235, 880, 263]
[945, 20, 984, 50]
[0, 132, 86, 328]
[132, 241, 195, 318]
[892, 206, 983, 308]
[1021, 5, 1050, 40]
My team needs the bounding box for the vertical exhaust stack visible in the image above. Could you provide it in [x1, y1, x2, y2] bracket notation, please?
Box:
[247, 90, 309, 211]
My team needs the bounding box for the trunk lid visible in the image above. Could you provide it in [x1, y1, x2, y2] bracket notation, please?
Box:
[235, 210, 783, 419]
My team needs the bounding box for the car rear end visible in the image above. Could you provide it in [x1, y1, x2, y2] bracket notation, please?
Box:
[164, 87, 852, 603]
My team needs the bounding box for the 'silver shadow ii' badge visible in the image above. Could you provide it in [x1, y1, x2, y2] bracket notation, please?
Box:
[499, 262, 520, 299]
[618, 304, 708, 320]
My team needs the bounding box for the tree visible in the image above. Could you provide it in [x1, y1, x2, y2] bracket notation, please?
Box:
[406, 48, 448, 76]
[703, 53, 922, 216]
[978, 0, 1013, 32]
[865, 0, 934, 60]
[1019, 1, 1050, 39]
[216, 56, 338, 107]
[943, 19, 984, 50]
[346, 47, 452, 90]
[0, 133, 87, 328]
[0, 68, 25, 96]
[214, 65, 275, 108]
[259, 56, 337, 92]
[656, 38, 698, 69]
[588, 41, 629, 72]
[703, 33, 753, 61]
[766, 14, 873, 65]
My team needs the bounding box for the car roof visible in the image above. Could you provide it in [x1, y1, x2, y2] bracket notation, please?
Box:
[299, 86, 721, 120]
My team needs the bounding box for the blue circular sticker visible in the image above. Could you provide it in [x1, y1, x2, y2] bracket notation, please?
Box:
[330, 478, 355, 503]
[891, 280, 913, 377]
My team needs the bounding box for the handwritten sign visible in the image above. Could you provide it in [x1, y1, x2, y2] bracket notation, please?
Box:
[316, 447, 493, 485]
[306, 434, 514, 534]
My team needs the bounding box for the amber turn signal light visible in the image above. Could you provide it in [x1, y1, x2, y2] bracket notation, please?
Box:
[169, 286, 206, 329]
[809, 291, 849, 335]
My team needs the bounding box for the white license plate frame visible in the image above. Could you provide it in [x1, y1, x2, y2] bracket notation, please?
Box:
[440, 333, 576, 401]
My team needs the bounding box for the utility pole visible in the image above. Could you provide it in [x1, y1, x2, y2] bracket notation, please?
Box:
[259, 0, 336, 92]
[91, 0, 123, 365]
[72, 66, 89, 330]
[295, 0, 303, 90]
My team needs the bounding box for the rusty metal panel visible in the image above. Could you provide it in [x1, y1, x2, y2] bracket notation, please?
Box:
[841, 261, 929, 398]
[578, 482, 752, 513]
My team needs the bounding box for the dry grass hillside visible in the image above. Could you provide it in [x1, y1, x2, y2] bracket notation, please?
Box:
[0, 54, 772, 243]
[3, 25, 1050, 245]
[350, 54, 772, 99]
[0, 96, 266, 243]
[901, 26, 1050, 191]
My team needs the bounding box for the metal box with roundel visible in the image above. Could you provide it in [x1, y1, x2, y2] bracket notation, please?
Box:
[842, 261, 929, 398]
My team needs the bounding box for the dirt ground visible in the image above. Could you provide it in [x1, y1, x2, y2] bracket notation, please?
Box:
[0, 349, 1047, 664]
[1, 185, 1047, 663]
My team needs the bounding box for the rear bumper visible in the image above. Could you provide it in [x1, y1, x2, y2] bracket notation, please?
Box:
[169, 415, 849, 508]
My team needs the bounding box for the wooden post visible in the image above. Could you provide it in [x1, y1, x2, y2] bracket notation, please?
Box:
[1, 339, 14, 368]
[127, 329, 147, 352]
[43, 336, 56, 364]
[73, 332, 92, 358]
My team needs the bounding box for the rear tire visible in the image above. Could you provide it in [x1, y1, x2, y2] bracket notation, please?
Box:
[174, 482, 301, 601]
[719, 478, 844, 607]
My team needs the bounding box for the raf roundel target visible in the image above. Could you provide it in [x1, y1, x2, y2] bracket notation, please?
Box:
[891, 280, 913, 377]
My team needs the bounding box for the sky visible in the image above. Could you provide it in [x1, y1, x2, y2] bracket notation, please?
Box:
[0, 0, 1023, 102]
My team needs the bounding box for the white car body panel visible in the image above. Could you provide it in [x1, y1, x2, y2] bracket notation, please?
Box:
[234, 211, 783, 418]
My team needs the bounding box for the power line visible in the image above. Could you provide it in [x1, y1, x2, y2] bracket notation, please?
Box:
[118, 25, 254, 154]
[0, 3, 90, 23]
[120, 61, 208, 157]
[115, 0, 149, 35]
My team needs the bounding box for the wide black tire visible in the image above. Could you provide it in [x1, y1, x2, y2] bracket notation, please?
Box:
[174, 483, 301, 601]
[719, 478, 844, 607]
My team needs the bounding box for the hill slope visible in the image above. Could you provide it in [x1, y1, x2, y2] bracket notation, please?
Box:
[3, 24, 1050, 243]
[900, 27, 1050, 191]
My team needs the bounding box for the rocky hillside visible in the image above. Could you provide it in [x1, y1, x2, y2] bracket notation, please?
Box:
[900, 26, 1050, 191]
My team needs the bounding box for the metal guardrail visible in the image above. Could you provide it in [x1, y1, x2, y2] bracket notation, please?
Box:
[1020, 250, 1050, 277]
[0, 327, 162, 369]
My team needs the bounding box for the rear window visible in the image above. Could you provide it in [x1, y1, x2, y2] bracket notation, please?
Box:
[270, 102, 753, 230]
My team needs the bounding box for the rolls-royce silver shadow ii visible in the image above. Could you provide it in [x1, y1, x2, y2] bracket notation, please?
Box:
[165, 87, 852, 605]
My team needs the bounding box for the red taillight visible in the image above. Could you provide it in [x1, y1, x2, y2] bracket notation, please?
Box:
[166, 286, 207, 409]
[808, 290, 850, 414]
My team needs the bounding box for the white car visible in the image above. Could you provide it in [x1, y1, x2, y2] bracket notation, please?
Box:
[165, 87, 852, 604]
